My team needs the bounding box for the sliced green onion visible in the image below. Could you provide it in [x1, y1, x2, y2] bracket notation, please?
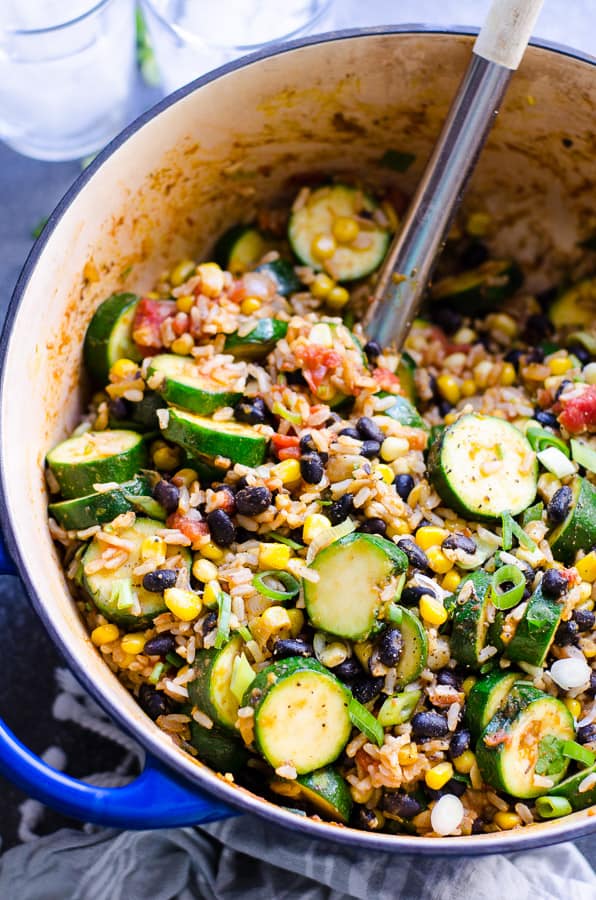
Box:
[561, 740, 596, 768]
[123, 492, 167, 520]
[394, 572, 406, 603]
[527, 426, 570, 458]
[501, 512, 513, 551]
[148, 661, 165, 684]
[490, 565, 526, 610]
[537, 446, 576, 479]
[521, 501, 544, 527]
[571, 439, 596, 474]
[377, 690, 421, 727]
[214, 591, 232, 649]
[268, 531, 304, 550]
[348, 697, 384, 747]
[236, 625, 253, 643]
[272, 401, 302, 425]
[252, 570, 300, 603]
[230, 652, 256, 703]
[386, 603, 403, 626]
[510, 518, 537, 551]
[535, 796, 573, 819]
[165, 651, 185, 668]
[111, 578, 134, 610]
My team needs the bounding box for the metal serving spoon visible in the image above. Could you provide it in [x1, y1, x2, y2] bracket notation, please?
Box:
[365, 0, 545, 349]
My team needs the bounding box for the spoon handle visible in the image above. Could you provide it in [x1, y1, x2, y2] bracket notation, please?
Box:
[365, 0, 545, 349]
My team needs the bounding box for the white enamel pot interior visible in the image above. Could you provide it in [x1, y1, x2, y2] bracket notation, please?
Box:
[2, 28, 596, 853]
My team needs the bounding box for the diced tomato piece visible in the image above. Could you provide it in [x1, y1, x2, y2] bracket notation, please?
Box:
[132, 298, 176, 350]
[277, 446, 301, 460]
[296, 345, 342, 393]
[271, 433, 300, 449]
[228, 280, 246, 304]
[558, 385, 596, 434]
[373, 367, 401, 391]
[166, 511, 209, 549]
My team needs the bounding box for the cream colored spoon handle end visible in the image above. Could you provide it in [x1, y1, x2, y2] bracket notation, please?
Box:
[475, 0, 545, 69]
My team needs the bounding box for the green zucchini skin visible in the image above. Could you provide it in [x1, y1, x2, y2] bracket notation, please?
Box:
[377, 392, 427, 430]
[49, 476, 151, 530]
[256, 259, 303, 297]
[548, 762, 596, 811]
[147, 354, 242, 415]
[549, 277, 596, 330]
[47, 430, 148, 499]
[271, 766, 353, 823]
[549, 477, 596, 565]
[394, 607, 428, 688]
[224, 318, 289, 360]
[450, 571, 493, 667]
[83, 293, 141, 384]
[245, 657, 351, 775]
[505, 582, 564, 668]
[189, 720, 249, 774]
[465, 671, 519, 739]
[213, 225, 275, 274]
[476, 683, 574, 799]
[162, 408, 268, 468]
[430, 260, 522, 314]
[397, 352, 417, 403]
[189, 634, 244, 731]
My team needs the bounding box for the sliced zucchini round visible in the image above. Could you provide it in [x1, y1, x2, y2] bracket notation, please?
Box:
[304, 533, 409, 641]
[450, 571, 493, 667]
[270, 766, 353, 823]
[430, 260, 522, 314]
[245, 657, 351, 775]
[147, 354, 242, 415]
[224, 318, 288, 360]
[465, 671, 519, 739]
[109, 392, 167, 434]
[428, 413, 537, 521]
[256, 259, 303, 297]
[549, 476, 596, 565]
[288, 184, 390, 282]
[48, 475, 151, 531]
[81, 517, 191, 628]
[162, 408, 268, 468]
[213, 225, 277, 275]
[47, 430, 148, 500]
[476, 683, 574, 799]
[189, 719, 249, 774]
[549, 761, 596, 811]
[189, 634, 244, 731]
[505, 581, 563, 668]
[549, 278, 596, 330]
[83, 293, 141, 384]
[393, 607, 428, 688]
[377, 392, 427, 430]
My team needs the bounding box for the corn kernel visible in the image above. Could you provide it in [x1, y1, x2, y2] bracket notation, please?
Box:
[332, 216, 360, 244]
[380, 436, 409, 462]
[303, 513, 332, 543]
[564, 698, 582, 719]
[110, 358, 139, 381]
[192, 558, 218, 583]
[416, 526, 449, 550]
[164, 588, 202, 621]
[310, 273, 335, 299]
[261, 605, 292, 632]
[311, 234, 336, 260]
[454, 327, 477, 344]
[120, 633, 147, 655]
[453, 750, 476, 774]
[425, 762, 453, 791]
[398, 743, 418, 766]
[500, 362, 517, 386]
[170, 259, 196, 287]
[240, 297, 262, 315]
[462, 676, 477, 696]
[91, 624, 120, 646]
[259, 543, 291, 570]
[375, 463, 395, 485]
[549, 356, 572, 376]
[141, 536, 167, 564]
[271, 458, 301, 484]
[420, 594, 448, 626]
[577, 552, 596, 583]
[170, 333, 194, 356]
[173, 467, 198, 488]
[461, 378, 477, 398]
[287, 608, 305, 637]
[436, 374, 461, 406]
[309, 322, 334, 347]
[487, 312, 518, 339]
[197, 262, 224, 297]
[579, 582, 593, 602]
[176, 294, 194, 313]
[443, 413, 457, 426]
[203, 579, 221, 608]
[442, 570, 462, 593]
[200, 542, 225, 562]
[153, 445, 182, 471]
[326, 286, 350, 310]
[494, 811, 522, 831]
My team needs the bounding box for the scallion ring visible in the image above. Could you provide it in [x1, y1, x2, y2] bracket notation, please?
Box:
[535, 796, 573, 819]
[561, 740, 596, 768]
[252, 570, 300, 602]
[490, 564, 526, 610]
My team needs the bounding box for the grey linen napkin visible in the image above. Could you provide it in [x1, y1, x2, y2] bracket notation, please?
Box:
[0, 816, 594, 900]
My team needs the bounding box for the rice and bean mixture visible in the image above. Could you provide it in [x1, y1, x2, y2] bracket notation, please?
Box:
[46, 182, 596, 838]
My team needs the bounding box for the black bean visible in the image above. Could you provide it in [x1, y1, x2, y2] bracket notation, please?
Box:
[590, 671, 596, 696]
[331, 657, 362, 682]
[350, 676, 384, 704]
[138, 684, 172, 721]
[437, 670, 461, 689]
[525, 346, 545, 364]
[206, 509, 236, 546]
[504, 349, 524, 372]
[376, 628, 403, 667]
[108, 397, 130, 420]
[449, 729, 471, 760]
[554, 379, 573, 402]
[152, 479, 180, 514]
[397, 538, 430, 571]
[573, 609, 596, 631]
[234, 526, 252, 545]
[358, 808, 383, 830]
[427, 777, 467, 801]
[460, 241, 489, 269]
[394, 474, 415, 502]
[434, 306, 462, 336]
[272, 637, 313, 660]
[338, 427, 360, 439]
[401, 584, 436, 603]
[442, 533, 477, 555]
[411, 711, 449, 740]
[285, 370, 307, 386]
[568, 344, 591, 366]
[523, 313, 553, 343]
[360, 440, 381, 459]
[235, 485, 272, 516]
[356, 417, 385, 443]
[201, 611, 218, 635]
[438, 400, 453, 417]
[360, 518, 387, 536]
[300, 453, 325, 485]
[382, 792, 423, 819]
[234, 396, 267, 425]
[541, 569, 569, 600]
[577, 724, 596, 745]
[547, 486, 573, 524]
[555, 619, 579, 646]
[534, 409, 558, 428]
[143, 633, 177, 656]
[142, 569, 178, 593]
[299, 433, 315, 454]
[363, 340, 382, 362]
[471, 817, 486, 835]
[329, 493, 354, 526]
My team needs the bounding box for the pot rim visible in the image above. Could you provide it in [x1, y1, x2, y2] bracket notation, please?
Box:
[2, 25, 595, 854]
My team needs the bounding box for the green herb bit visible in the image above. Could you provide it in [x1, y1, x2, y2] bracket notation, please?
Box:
[214, 590, 232, 649]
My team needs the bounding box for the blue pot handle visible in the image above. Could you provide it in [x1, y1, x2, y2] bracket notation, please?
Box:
[0, 534, 236, 827]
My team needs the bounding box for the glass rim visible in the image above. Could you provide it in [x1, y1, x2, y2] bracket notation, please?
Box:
[141, 0, 334, 52]
[2, 0, 116, 38]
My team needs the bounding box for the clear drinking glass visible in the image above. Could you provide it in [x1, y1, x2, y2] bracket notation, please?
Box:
[0, 0, 136, 161]
[141, 0, 335, 95]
